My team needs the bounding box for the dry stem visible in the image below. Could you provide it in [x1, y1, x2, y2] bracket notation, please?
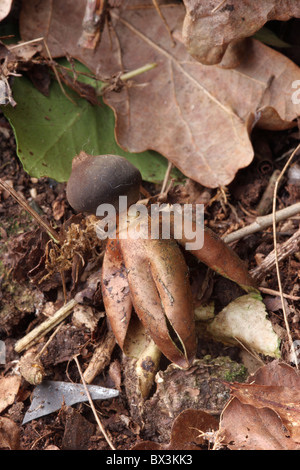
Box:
[272, 143, 300, 368]
[74, 355, 116, 450]
[223, 202, 300, 244]
[160, 160, 173, 196]
[83, 330, 116, 384]
[14, 299, 77, 353]
[0, 178, 59, 243]
[251, 226, 300, 281]
[256, 169, 281, 215]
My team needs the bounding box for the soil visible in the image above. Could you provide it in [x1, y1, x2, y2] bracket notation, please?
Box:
[0, 110, 300, 449]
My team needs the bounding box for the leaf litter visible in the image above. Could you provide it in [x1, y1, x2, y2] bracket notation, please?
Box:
[0, 0, 300, 451]
[182, 0, 300, 65]
[220, 361, 300, 450]
[18, 0, 300, 187]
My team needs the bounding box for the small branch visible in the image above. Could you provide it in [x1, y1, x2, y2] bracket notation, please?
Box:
[251, 226, 300, 281]
[211, 0, 227, 13]
[78, 0, 108, 50]
[222, 202, 300, 244]
[160, 160, 173, 196]
[118, 62, 157, 82]
[97, 62, 157, 95]
[83, 330, 116, 384]
[259, 286, 300, 301]
[0, 178, 60, 243]
[272, 143, 300, 368]
[74, 355, 116, 450]
[14, 299, 77, 353]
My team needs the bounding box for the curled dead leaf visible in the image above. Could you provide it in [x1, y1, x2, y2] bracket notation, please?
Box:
[220, 361, 300, 449]
[220, 397, 299, 450]
[182, 0, 300, 66]
[0, 417, 20, 450]
[228, 382, 300, 443]
[132, 408, 219, 450]
[0, 375, 21, 413]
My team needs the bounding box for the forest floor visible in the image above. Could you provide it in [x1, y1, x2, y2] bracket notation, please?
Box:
[1, 108, 300, 450]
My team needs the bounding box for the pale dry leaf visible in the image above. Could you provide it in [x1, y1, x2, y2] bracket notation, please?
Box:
[0, 417, 21, 450]
[19, 0, 300, 187]
[207, 293, 281, 357]
[183, 0, 300, 65]
[72, 304, 98, 331]
[0, 0, 13, 22]
[0, 375, 21, 413]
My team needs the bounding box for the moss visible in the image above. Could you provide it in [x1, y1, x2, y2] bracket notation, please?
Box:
[0, 213, 43, 332]
[203, 355, 248, 382]
[0, 210, 33, 239]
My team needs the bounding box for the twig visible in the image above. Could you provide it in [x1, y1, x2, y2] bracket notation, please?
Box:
[14, 299, 77, 353]
[78, 0, 108, 50]
[97, 62, 157, 95]
[34, 322, 65, 360]
[73, 355, 116, 450]
[41, 38, 76, 105]
[160, 160, 173, 195]
[233, 336, 264, 365]
[259, 286, 300, 301]
[0, 178, 60, 243]
[251, 226, 300, 281]
[11, 37, 76, 105]
[272, 143, 300, 368]
[118, 62, 157, 82]
[211, 0, 227, 13]
[222, 202, 300, 244]
[83, 330, 116, 384]
[256, 169, 281, 215]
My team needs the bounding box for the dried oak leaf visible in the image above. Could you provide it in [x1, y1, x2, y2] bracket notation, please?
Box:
[220, 398, 299, 450]
[6, 228, 50, 285]
[182, 0, 300, 66]
[0, 417, 20, 450]
[132, 408, 219, 450]
[19, 0, 300, 188]
[221, 360, 300, 449]
[229, 382, 300, 443]
[0, 375, 21, 414]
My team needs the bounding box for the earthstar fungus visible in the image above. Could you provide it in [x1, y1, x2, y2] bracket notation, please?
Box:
[66, 152, 256, 369]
